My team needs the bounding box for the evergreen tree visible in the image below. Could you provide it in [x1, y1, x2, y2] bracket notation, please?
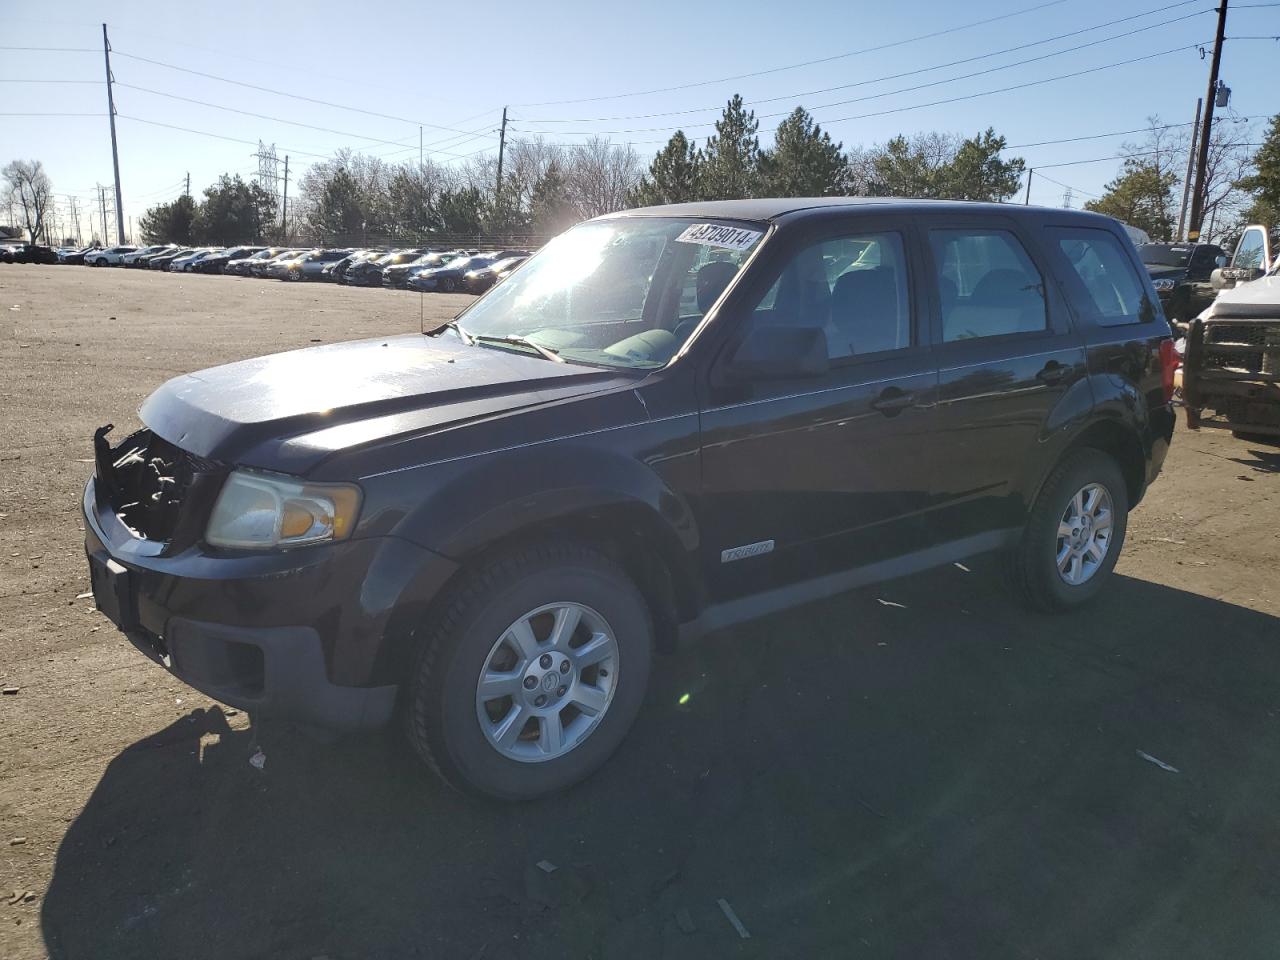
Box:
[1237, 113, 1280, 227]
[866, 134, 949, 197]
[193, 174, 276, 244]
[1085, 158, 1179, 239]
[936, 128, 1026, 202]
[433, 186, 487, 236]
[700, 96, 761, 200]
[629, 131, 701, 206]
[138, 193, 197, 244]
[759, 107, 848, 197]
[311, 166, 366, 240]
[529, 162, 578, 235]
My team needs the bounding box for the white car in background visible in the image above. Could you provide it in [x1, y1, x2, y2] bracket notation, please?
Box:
[168, 248, 221, 272]
[86, 245, 139, 266]
[123, 244, 174, 266]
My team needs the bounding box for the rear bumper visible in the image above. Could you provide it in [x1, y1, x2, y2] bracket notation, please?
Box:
[83, 477, 458, 730]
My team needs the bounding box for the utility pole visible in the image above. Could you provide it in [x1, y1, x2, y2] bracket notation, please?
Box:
[419, 126, 423, 168]
[495, 106, 508, 195]
[1176, 98, 1203, 241]
[102, 24, 125, 245]
[494, 106, 509, 230]
[128, 216, 133, 244]
[98, 184, 107, 245]
[1188, 0, 1228, 240]
[1024, 168, 1033, 205]
[281, 155, 289, 237]
[185, 171, 190, 198]
[70, 197, 82, 245]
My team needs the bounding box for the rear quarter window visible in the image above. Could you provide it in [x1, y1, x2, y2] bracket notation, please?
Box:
[1051, 227, 1157, 327]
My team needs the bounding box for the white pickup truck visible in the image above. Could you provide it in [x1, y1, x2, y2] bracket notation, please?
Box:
[1183, 224, 1280, 443]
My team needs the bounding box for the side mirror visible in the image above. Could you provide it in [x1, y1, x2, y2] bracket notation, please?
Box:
[1214, 255, 1228, 269]
[726, 325, 830, 381]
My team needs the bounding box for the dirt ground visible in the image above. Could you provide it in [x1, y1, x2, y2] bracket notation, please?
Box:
[1, 263, 1278, 960]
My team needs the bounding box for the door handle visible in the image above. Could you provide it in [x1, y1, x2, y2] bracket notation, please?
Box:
[1036, 361, 1069, 385]
[870, 388, 916, 415]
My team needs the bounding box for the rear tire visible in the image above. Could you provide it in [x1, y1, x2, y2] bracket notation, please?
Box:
[1006, 449, 1129, 612]
[439, 276, 456, 293]
[403, 541, 653, 800]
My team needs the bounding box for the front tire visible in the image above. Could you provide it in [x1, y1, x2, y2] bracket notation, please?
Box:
[404, 541, 653, 800]
[1007, 449, 1129, 611]
[438, 276, 456, 293]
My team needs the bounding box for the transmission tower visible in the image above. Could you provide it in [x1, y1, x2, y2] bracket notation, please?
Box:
[255, 141, 280, 202]
[1061, 187, 1074, 210]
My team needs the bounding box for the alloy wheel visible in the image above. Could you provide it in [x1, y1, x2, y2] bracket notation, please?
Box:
[474, 602, 618, 763]
[1056, 482, 1114, 585]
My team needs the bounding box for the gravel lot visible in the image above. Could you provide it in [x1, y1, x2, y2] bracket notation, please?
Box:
[1, 263, 1279, 960]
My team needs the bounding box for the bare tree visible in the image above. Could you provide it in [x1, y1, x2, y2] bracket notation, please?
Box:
[564, 137, 641, 219]
[3, 159, 53, 242]
[1199, 117, 1258, 239]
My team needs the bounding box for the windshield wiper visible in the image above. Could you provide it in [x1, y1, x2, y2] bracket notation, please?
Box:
[471, 333, 565, 363]
[428, 319, 474, 344]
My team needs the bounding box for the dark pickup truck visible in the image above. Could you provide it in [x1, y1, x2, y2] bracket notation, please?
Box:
[84, 199, 1176, 798]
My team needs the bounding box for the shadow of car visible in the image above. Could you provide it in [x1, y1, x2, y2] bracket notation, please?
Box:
[40, 568, 1280, 960]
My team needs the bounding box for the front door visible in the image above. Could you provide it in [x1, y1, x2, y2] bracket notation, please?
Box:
[697, 220, 939, 601]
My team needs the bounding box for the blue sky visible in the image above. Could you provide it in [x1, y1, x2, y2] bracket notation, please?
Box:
[2, 0, 1276, 242]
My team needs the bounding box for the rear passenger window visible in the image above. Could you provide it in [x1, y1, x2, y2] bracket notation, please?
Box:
[1053, 227, 1155, 326]
[929, 230, 1047, 341]
[752, 232, 911, 360]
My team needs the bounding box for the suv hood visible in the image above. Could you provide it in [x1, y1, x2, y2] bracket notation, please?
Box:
[1205, 273, 1280, 314]
[140, 333, 623, 473]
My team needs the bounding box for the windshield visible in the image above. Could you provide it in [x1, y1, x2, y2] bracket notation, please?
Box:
[1139, 244, 1193, 268]
[456, 217, 765, 369]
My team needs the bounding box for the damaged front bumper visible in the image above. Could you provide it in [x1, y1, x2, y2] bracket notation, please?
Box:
[1183, 317, 1280, 437]
[82, 427, 457, 730]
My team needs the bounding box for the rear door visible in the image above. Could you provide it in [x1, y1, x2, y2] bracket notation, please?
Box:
[920, 214, 1089, 540]
[697, 216, 939, 600]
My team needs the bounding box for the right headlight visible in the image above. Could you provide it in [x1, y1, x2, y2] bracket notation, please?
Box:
[206, 469, 362, 550]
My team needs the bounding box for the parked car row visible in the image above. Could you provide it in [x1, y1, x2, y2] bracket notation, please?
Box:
[15, 240, 534, 293]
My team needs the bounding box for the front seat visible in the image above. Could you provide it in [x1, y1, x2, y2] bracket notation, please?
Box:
[830, 268, 901, 355]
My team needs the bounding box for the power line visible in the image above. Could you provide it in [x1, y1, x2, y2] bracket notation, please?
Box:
[1005, 113, 1259, 149]
[115, 114, 333, 159]
[1033, 172, 1102, 199]
[113, 82, 494, 161]
[518, 42, 1208, 136]
[0, 46, 96, 52]
[518, 1, 1208, 123]
[110, 49, 502, 140]
[1033, 143, 1263, 169]
[512, 0, 1073, 107]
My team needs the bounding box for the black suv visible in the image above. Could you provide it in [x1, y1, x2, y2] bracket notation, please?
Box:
[84, 200, 1176, 798]
[1138, 241, 1226, 325]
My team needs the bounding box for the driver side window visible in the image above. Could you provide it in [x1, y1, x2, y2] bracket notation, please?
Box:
[749, 232, 912, 361]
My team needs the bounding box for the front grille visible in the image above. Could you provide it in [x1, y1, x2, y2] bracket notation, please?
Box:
[1203, 322, 1280, 375]
[94, 427, 222, 542]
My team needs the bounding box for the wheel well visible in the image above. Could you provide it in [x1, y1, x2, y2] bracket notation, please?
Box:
[407, 505, 701, 659]
[1063, 420, 1146, 506]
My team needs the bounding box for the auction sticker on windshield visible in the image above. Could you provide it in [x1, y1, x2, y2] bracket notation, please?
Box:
[675, 224, 763, 250]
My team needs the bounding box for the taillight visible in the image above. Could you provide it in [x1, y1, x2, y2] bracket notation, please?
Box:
[1159, 339, 1177, 404]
